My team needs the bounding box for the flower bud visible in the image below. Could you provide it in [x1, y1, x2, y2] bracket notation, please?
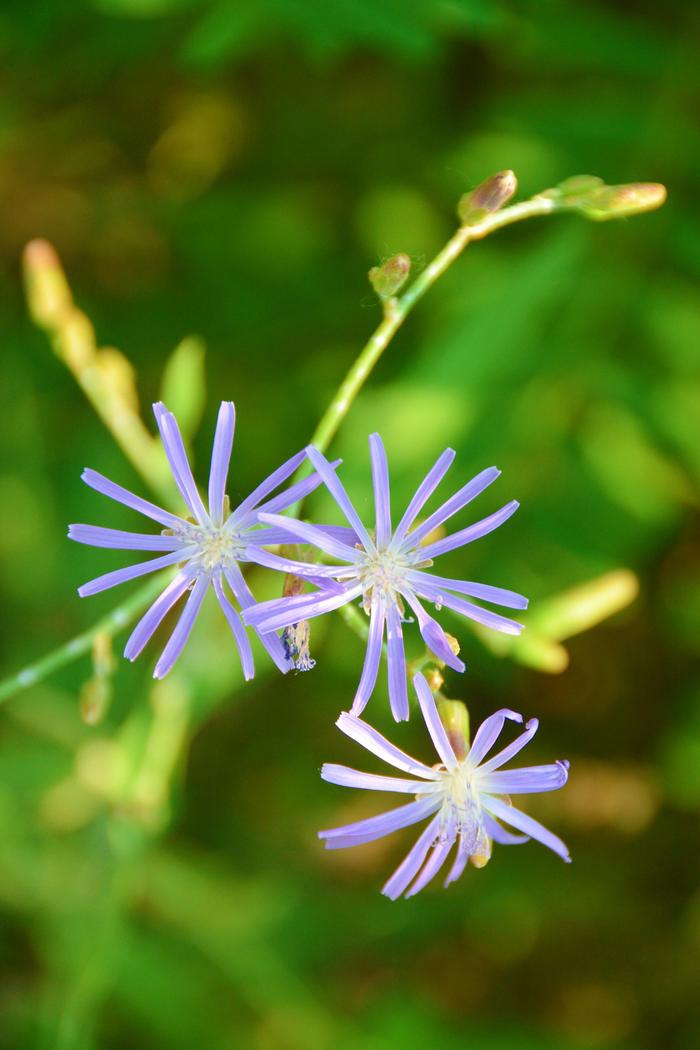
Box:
[437, 698, 470, 761]
[457, 170, 517, 226]
[573, 182, 667, 221]
[23, 239, 74, 329]
[368, 253, 411, 299]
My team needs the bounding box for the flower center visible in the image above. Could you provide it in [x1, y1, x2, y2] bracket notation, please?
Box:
[439, 766, 484, 850]
[191, 526, 245, 574]
[358, 547, 411, 608]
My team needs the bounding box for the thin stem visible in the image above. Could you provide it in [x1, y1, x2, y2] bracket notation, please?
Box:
[307, 196, 556, 457]
[0, 576, 166, 704]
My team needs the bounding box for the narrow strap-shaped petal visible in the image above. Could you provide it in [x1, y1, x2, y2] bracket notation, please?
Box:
[381, 814, 442, 900]
[153, 574, 209, 678]
[242, 584, 361, 634]
[336, 711, 440, 779]
[404, 466, 501, 549]
[212, 575, 254, 681]
[244, 545, 352, 579]
[405, 837, 454, 898]
[305, 445, 374, 551]
[403, 593, 465, 673]
[78, 548, 195, 598]
[231, 450, 306, 521]
[320, 764, 438, 794]
[319, 795, 439, 850]
[257, 511, 362, 562]
[483, 796, 571, 862]
[68, 524, 185, 552]
[413, 673, 459, 770]
[405, 571, 528, 610]
[386, 602, 409, 722]
[369, 433, 391, 547]
[208, 401, 235, 526]
[418, 500, 520, 561]
[250, 459, 342, 519]
[153, 402, 209, 525]
[124, 571, 193, 661]
[466, 708, 524, 767]
[81, 468, 184, 530]
[415, 499, 520, 567]
[479, 760, 569, 795]
[223, 565, 292, 674]
[477, 718, 539, 774]
[413, 582, 524, 636]
[482, 812, 529, 845]
[351, 594, 386, 717]
[443, 832, 470, 887]
[392, 448, 456, 545]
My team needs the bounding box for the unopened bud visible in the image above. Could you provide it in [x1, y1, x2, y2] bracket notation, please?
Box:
[437, 698, 470, 761]
[23, 239, 74, 329]
[368, 253, 411, 299]
[458, 170, 517, 226]
[574, 182, 667, 221]
[539, 175, 666, 221]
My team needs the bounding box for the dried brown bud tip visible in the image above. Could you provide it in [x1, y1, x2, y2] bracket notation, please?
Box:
[368, 253, 411, 299]
[458, 170, 517, 226]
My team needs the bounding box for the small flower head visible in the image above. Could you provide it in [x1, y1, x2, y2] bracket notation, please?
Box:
[69, 401, 328, 679]
[319, 673, 570, 899]
[243, 435, 527, 720]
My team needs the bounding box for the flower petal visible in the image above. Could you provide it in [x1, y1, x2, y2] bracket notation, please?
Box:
[443, 832, 470, 887]
[81, 468, 184, 530]
[466, 708, 524, 767]
[78, 548, 195, 598]
[305, 445, 374, 551]
[335, 712, 440, 779]
[153, 402, 209, 524]
[392, 448, 456, 545]
[413, 673, 459, 769]
[404, 466, 501, 548]
[230, 450, 306, 521]
[483, 796, 571, 862]
[257, 511, 361, 562]
[405, 571, 528, 610]
[482, 812, 529, 845]
[418, 500, 520, 560]
[321, 764, 438, 794]
[153, 574, 209, 678]
[381, 814, 442, 900]
[253, 459, 342, 518]
[224, 564, 292, 674]
[413, 582, 524, 636]
[369, 433, 391, 547]
[319, 795, 439, 850]
[351, 595, 386, 717]
[405, 837, 454, 898]
[403, 593, 465, 672]
[479, 761, 569, 795]
[386, 602, 409, 722]
[208, 401, 235, 526]
[477, 718, 539, 774]
[124, 570, 193, 661]
[243, 585, 361, 634]
[68, 524, 184, 552]
[212, 575, 254, 681]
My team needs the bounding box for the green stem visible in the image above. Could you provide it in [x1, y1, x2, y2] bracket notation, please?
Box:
[307, 196, 556, 457]
[0, 576, 166, 704]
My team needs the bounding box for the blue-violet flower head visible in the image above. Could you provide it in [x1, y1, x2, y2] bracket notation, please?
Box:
[320, 673, 570, 899]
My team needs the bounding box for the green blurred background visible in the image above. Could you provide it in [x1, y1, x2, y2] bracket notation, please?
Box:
[1, 1, 699, 1047]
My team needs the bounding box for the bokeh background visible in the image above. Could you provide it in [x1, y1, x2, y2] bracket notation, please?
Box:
[1, 2, 699, 1048]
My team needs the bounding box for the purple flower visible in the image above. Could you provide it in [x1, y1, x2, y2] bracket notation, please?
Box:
[243, 436, 527, 720]
[69, 401, 330, 680]
[320, 673, 570, 899]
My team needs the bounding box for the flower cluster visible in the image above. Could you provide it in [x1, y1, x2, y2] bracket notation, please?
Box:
[70, 400, 570, 896]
